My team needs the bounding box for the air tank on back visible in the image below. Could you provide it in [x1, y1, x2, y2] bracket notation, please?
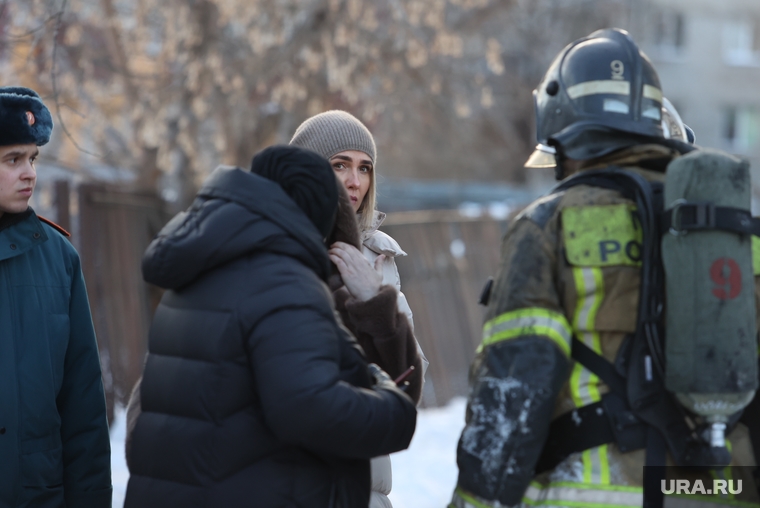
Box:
[662, 149, 758, 450]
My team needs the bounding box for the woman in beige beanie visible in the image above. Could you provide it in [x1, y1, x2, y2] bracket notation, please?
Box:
[291, 110, 428, 508]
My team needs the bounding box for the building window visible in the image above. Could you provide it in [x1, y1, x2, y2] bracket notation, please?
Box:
[654, 11, 685, 53]
[723, 106, 760, 153]
[722, 20, 760, 66]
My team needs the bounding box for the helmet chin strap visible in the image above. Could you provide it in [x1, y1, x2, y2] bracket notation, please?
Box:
[554, 164, 564, 181]
[551, 142, 568, 181]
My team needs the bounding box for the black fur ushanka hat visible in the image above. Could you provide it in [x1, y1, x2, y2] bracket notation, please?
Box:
[0, 87, 53, 147]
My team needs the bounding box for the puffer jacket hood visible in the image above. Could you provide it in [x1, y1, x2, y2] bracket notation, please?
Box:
[142, 165, 330, 290]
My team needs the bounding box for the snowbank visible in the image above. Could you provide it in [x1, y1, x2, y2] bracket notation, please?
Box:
[110, 408, 128, 507]
[388, 397, 466, 508]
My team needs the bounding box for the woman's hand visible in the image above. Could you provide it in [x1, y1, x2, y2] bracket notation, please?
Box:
[328, 241, 384, 302]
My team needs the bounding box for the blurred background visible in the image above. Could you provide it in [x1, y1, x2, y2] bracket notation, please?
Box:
[4, 0, 760, 504]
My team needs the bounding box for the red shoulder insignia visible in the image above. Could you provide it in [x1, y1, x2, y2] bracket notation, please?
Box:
[38, 216, 71, 237]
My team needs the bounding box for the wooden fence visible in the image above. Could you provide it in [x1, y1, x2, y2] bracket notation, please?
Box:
[77, 184, 168, 422]
[381, 211, 509, 407]
[61, 183, 509, 416]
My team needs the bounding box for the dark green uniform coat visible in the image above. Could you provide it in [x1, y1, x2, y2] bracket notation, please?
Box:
[0, 210, 111, 508]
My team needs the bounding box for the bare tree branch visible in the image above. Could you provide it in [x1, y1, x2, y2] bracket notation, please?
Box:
[50, 0, 102, 159]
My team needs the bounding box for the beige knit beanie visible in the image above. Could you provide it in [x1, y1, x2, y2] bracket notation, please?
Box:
[289, 110, 377, 164]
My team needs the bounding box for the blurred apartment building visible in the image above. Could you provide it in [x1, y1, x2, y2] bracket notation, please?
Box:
[632, 0, 760, 203]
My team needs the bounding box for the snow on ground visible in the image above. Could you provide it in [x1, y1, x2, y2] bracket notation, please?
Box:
[110, 408, 129, 508]
[109, 397, 467, 508]
[388, 397, 467, 508]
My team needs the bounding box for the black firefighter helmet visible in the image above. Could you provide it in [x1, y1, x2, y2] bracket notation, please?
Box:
[525, 28, 665, 169]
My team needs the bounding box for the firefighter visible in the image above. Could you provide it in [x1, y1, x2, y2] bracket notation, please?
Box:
[450, 28, 759, 508]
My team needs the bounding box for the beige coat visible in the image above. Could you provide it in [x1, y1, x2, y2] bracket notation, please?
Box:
[362, 211, 429, 508]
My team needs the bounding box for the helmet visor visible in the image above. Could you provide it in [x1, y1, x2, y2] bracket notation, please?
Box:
[524, 144, 557, 168]
[661, 97, 688, 141]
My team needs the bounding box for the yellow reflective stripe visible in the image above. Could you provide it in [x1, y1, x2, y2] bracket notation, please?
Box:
[643, 84, 663, 103]
[479, 308, 572, 356]
[562, 205, 642, 267]
[569, 363, 586, 408]
[581, 445, 610, 485]
[571, 267, 604, 405]
[444, 486, 750, 508]
[529, 481, 643, 493]
[667, 494, 760, 508]
[580, 445, 612, 485]
[523, 500, 635, 508]
[523, 481, 643, 507]
[582, 448, 594, 483]
[452, 487, 494, 508]
[752, 236, 760, 275]
[571, 267, 609, 485]
[567, 80, 630, 99]
[599, 445, 610, 485]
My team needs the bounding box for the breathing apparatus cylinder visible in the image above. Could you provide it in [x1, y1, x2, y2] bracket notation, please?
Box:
[662, 149, 758, 450]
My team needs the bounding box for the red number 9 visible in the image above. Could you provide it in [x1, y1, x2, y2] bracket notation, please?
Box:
[710, 258, 741, 300]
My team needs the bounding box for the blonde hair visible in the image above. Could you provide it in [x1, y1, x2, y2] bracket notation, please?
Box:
[357, 167, 376, 232]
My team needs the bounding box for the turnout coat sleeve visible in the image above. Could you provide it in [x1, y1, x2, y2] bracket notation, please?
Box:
[244, 273, 417, 461]
[57, 247, 112, 507]
[454, 200, 572, 508]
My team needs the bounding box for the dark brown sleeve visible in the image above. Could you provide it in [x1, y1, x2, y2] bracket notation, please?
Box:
[334, 285, 423, 404]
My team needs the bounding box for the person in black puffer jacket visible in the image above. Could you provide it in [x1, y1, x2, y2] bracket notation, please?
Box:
[124, 146, 417, 508]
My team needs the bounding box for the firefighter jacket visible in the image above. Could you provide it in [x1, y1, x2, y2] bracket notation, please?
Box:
[451, 156, 760, 508]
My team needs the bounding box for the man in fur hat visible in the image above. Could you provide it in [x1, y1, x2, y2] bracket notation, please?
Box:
[0, 87, 111, 507]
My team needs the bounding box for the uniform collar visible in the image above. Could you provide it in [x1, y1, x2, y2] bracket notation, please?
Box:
[0, 208, 33, 233]
[0, 208, 48, 262]
[574, 144, 678, 173]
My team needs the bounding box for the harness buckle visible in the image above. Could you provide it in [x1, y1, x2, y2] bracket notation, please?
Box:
[669, 200, 716, 236]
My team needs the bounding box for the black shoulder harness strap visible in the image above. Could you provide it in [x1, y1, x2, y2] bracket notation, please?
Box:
[535, 336, 646, 474]
[661, 201, 760, 237]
